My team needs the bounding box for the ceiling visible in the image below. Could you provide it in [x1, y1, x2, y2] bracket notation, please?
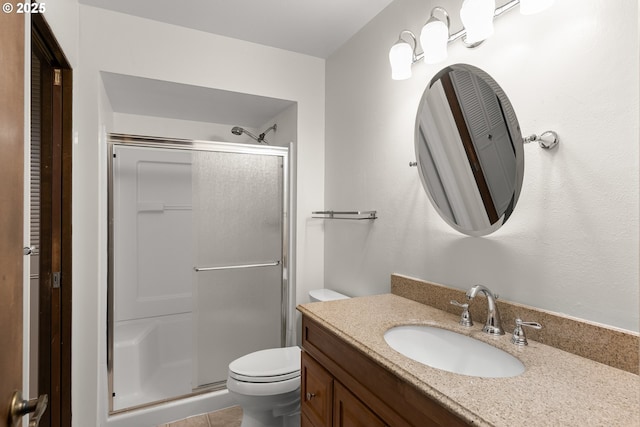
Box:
[78, 0, 394, 58]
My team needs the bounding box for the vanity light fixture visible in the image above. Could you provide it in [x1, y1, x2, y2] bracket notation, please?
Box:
[389, 0, 555, 80]
[389, 30, 419, 80]
[460, 0, 496, 44]
[420, 7, 450, 64]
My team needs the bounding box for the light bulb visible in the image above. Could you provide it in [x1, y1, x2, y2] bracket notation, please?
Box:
[520, 0, 555, 15]
[460, 0, 496, 44]
[420, 18, 449, 64]
[389, 41, 413, 80]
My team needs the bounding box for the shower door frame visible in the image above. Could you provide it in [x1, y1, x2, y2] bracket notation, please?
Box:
[106, 133, 294, 414]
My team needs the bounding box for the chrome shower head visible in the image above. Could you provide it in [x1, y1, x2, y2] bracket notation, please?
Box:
[231, 126, 260, 142]
[231, 124, 277, 144]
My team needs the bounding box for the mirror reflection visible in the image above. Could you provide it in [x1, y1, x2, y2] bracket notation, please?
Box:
[414, 64, 524, 236]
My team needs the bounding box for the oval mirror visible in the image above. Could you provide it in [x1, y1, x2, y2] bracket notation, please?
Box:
[414, 64, 524, 236]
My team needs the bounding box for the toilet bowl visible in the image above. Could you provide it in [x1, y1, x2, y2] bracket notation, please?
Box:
[226, 289, 349, 427]
[227, 346, 301, 427]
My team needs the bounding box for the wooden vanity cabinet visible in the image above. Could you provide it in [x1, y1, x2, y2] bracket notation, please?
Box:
[302, 351, 386, 427]
[301, 315, 468, 427]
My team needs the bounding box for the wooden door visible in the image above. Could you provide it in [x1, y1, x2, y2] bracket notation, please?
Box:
[0, 10, 25, 427]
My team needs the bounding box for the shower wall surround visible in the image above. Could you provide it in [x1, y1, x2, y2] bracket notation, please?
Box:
[325, 0, 639, 332]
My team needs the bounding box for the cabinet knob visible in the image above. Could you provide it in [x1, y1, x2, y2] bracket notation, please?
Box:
[305, 392, 316, 401]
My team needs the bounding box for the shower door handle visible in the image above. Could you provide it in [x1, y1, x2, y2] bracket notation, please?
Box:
[194, 261, 281, 272]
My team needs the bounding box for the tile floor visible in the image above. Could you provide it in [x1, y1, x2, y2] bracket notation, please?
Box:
[158, 405, 242, 427]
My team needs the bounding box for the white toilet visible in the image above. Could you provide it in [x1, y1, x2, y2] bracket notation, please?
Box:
[226, 288, 349, 427]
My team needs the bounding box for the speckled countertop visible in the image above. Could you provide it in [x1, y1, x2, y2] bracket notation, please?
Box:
[298, 294, 640, 427]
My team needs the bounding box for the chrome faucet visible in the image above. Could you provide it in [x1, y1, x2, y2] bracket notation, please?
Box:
[466, 285, 504, 335]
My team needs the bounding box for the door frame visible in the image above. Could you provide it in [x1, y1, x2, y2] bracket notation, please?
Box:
[31, 14, 73, 427]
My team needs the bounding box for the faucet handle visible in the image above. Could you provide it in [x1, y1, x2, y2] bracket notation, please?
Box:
[450, 300, 473, 327]
[511, 318, 542, 346]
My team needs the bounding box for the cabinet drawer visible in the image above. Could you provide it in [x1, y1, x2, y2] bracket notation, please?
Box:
[334, 381, 387, 427]
[301, 351, 333, 427]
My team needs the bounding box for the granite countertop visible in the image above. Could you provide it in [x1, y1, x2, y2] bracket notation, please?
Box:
[298, 294, 640, 427]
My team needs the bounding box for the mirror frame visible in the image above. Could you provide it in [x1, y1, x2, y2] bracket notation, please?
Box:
[414, 63, 524, 236]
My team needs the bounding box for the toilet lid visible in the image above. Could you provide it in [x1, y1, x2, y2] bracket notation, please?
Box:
[229, 346, 301, 383]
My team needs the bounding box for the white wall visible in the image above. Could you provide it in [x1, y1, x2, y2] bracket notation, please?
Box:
[112, 113, 248, 142]
[325, 0, 639, 332]
[72, 5, 325, 426]
[260, 103, 298, 148]
[111, 102, 297, 147]
[43, 0, 79, 67]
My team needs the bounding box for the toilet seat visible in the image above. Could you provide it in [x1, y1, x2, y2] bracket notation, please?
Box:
[227, 375, 300, 397]
[228, 346, 300, 384]
[229, 370, 299, 383]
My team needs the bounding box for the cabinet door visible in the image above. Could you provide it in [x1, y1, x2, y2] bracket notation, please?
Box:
[302, 351, 333, 427]
[334, 381, 388, 427]
[302, 412, 315, 427]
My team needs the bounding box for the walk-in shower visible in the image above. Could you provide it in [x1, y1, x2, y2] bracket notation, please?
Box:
[231, 124, 277, 144]
[107, 133, 293, 425]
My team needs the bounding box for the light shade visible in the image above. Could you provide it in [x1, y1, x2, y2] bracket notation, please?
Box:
[460, 0, 496, 44]
[389, 41, 414, 80]
[421, 18, 449, 64]
[520, 0, 555, 15]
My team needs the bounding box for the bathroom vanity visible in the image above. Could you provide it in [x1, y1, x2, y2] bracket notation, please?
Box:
[301, 315, 466, 426]
[297, 286, 639, 426]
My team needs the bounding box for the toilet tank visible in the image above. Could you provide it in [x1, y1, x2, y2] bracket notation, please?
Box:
[309, 289, 350, 302]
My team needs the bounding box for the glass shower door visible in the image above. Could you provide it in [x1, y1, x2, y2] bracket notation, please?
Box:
[192, 151, 284, 388]
[109, 137, 289, 413]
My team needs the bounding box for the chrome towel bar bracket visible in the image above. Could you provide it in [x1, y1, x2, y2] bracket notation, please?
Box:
[524, 130, 559, 149]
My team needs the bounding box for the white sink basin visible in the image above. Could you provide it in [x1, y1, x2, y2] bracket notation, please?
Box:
[384, 325, 525, 378]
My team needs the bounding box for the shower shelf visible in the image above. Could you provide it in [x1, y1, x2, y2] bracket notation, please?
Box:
[312, 210, 378, 220]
